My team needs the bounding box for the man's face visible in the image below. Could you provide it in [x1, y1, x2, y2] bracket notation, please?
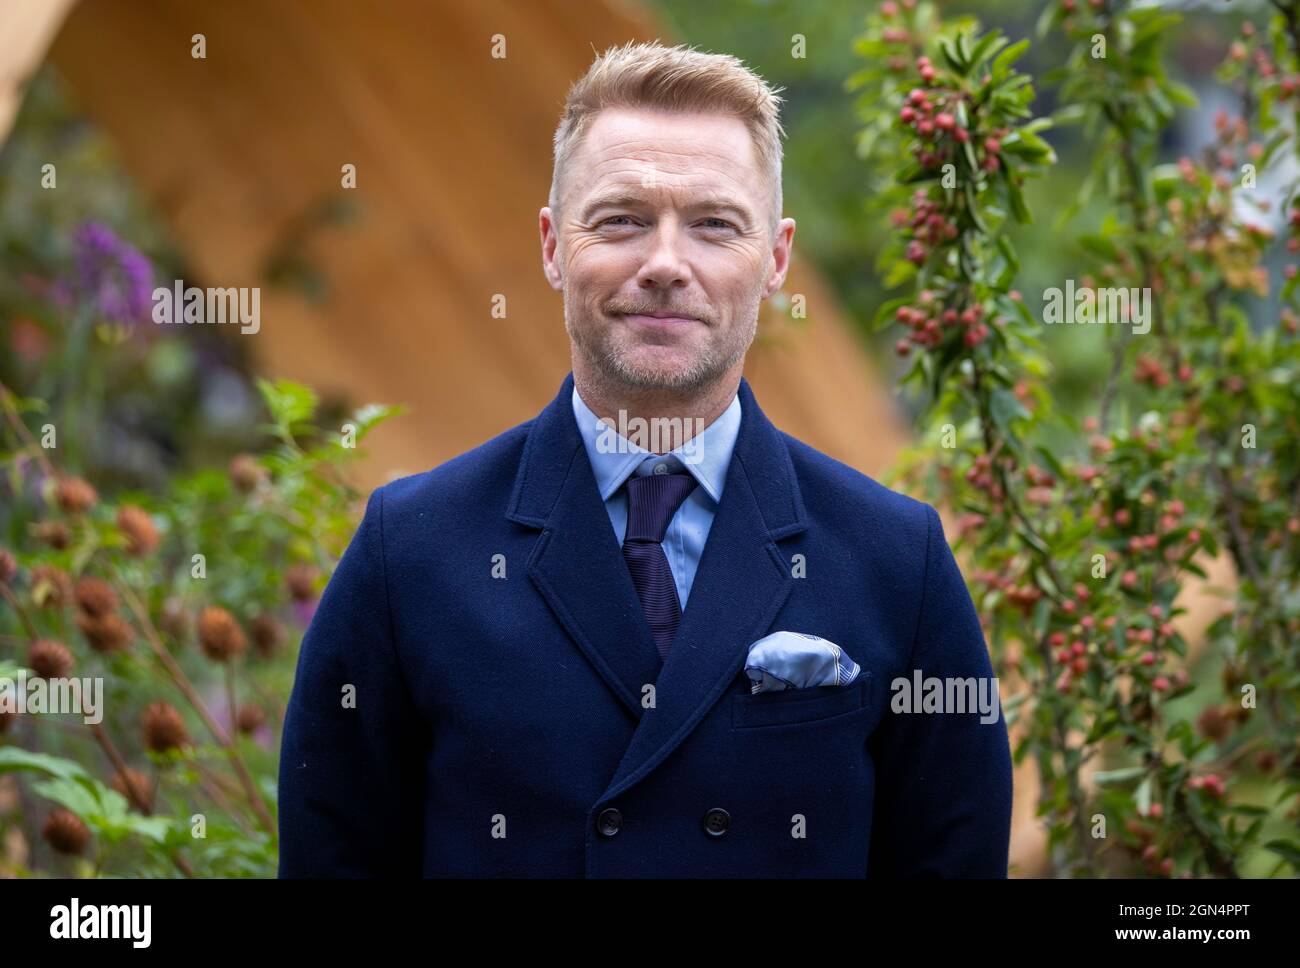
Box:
[540, 107, 795, 394]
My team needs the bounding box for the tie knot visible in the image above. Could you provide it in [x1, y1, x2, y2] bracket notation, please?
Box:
[625, 469, 697, 542]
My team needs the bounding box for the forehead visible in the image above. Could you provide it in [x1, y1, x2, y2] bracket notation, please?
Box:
[572, 107, 765, 198]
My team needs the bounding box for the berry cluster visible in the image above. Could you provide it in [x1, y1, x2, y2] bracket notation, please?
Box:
[893, 289, 991, 356]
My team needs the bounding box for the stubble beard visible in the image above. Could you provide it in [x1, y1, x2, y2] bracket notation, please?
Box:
[563, 285, 761, 395]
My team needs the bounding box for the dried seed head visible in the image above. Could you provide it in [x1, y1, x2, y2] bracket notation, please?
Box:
[35, 520, 70, 549]
[28, 639, 74, 679]
[198, 606, 247, 662]
[116, 505, 160, 557]
[109, 768, 155, 813]
[55, 477, 98, 515]
[0, 549, 17, 585]
[143, 701, 189, 753]
[1196, 705, 1231, 743]
[229, 454, 266, 493]
[1221, 661, 1243, 693]
[284, 563, 318, 603]
[236, 704, 266, 734]
[250, 614, 284, 658]
[73, 576, 118, 617]
[75, 611, 132, 654]
[43, 808, 91, 855]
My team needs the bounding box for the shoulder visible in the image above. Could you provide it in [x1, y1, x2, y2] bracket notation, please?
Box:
[779, 432, 933, 520]
[775, 431, 970, 618]
[777, 430, 938, 553]
[369, 417, 536, 525]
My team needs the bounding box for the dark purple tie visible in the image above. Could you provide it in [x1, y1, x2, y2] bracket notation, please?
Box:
[623, 468, 698, 660]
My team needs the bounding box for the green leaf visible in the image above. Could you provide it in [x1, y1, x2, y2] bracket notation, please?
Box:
[0, 747, 94, 785]
[1265, 840, 1300, 869]
[990, 386, 1030, 431]
[1034, 444, 1066, 479]
[1135, 776, 1152, 816]
[994, 235, 1020, 289]
[1162, 80, 1198, 109]
[969, 31, 1009, 73]
[122, 814, 175, 844]
[1034, 4, 1059, 40]
[1092, 766, 1147, 786]
[0, 661, 27, 680]
[257, 378, 318, 428]
[939, 37, 967, 76]
[1006, 179, 1031, 223]
[32, 777, 125, 825]
[874, 297, 912, 332]
[348, 403, 406, 442]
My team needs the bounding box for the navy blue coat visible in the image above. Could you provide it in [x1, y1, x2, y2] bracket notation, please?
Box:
[277, 372, 1013, 877]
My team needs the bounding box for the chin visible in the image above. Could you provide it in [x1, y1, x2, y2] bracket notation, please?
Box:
[608, 351, 714, 391]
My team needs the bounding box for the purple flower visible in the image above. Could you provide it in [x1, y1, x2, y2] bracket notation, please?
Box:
[292, 598, 318, 628]
[72, 221, 155, 326]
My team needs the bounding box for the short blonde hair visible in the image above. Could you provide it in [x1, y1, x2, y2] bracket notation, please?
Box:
[549, 41, 786, 233]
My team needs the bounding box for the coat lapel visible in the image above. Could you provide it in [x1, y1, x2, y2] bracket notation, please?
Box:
[508, 372, 809, 800]
[509, 374, 662, 717]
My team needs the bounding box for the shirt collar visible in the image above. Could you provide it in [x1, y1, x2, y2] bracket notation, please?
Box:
[571, 385, 742, 505]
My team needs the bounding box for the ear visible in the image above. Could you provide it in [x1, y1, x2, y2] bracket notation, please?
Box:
[539, 207, 563, 291]
[761, 217, 797, 299]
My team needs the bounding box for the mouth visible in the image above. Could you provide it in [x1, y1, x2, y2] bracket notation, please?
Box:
[618, 311, 703, 328]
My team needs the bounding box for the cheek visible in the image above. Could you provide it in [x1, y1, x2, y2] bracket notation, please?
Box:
[566, 238, 638, 283]
[700, 251, 766, 305]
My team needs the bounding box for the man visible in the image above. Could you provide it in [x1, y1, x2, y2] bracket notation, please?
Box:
[278, 41, 1012, 878]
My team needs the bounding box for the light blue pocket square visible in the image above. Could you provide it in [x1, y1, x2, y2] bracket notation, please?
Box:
[744, 631, 861, 694]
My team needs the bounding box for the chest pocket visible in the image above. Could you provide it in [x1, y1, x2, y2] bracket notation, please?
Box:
[730, 673, 870, 729]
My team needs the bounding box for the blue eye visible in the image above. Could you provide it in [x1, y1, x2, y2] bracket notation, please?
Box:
[699, 218, 735, 230]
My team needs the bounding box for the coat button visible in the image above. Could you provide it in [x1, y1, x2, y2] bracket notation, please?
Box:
[703, 807, 730, 837]
[596, 807, 623, 837]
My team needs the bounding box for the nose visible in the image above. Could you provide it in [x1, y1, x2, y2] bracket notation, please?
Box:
[636, 220, 692, 292]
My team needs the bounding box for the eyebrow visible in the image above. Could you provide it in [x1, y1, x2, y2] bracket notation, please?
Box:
[579, 191, 756, 229]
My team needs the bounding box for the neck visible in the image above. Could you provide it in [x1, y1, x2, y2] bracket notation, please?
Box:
[572, 362, 741, 451]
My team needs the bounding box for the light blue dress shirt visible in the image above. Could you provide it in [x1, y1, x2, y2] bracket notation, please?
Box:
[572, 386, 742, 610]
